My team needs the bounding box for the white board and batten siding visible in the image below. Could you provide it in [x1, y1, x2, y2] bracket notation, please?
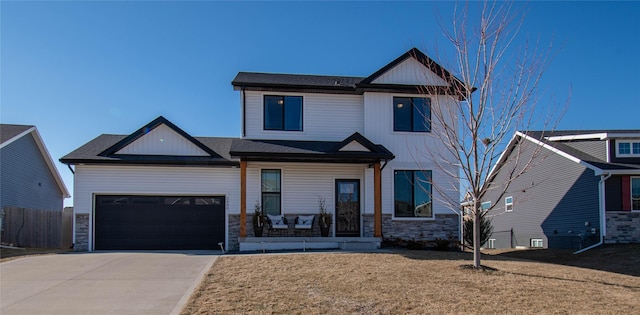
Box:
[74, 165, 240, 251]
[115, 124, 209, 156]
[371, 58, 450, 86]
[245, 162, 369, 215]
[243, 91, 364, 141]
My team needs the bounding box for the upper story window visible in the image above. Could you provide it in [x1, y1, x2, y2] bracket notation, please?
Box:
[616, 140, 640, 157]
[394, 170, 432, 218]
[505, 196, 514, 212]
[264, 95, 303, 131]
[393, 97, 431, 132]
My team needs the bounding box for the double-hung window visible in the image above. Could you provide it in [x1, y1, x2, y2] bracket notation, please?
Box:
[394, 170, 432, 218]
[632, 177, 640, 211]
[261, 169, 281, 215]
[616, 141, 640, 157]
[264, 95, 303, 131]
[505, 196, 514, 212]
[393, 97, 431, 132]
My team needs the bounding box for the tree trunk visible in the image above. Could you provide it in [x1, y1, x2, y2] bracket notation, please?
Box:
[473, 208, 481, 268]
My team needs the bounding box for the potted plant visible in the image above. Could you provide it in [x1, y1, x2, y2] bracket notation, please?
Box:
[318, 197, 332, 237]
[252, 201, 264, 237]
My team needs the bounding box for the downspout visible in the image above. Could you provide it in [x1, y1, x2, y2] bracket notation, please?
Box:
[574, 172, 611, 254]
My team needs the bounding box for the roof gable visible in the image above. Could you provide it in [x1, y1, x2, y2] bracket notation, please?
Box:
[333, 132, 379, 153]
[100, 116, 219, 157]
[0, 124, 35, 147]
[338, 140, 371, 152]
[369, 56, 450, 86]
[0, 124, 70, 198]
[360, 48, 464, 89]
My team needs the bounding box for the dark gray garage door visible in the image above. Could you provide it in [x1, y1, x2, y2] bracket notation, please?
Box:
[95, 195, 225, 250]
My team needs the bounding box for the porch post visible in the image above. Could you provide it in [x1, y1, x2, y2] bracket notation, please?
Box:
[240, 160, 247, 237]
[374, 161, 382, 237]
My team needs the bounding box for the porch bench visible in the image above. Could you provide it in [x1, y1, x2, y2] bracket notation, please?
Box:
[266, 214, 289, 236]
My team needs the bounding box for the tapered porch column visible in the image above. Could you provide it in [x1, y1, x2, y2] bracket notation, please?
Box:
[374, 161, 382, 237]
[240, 160, 247, 237]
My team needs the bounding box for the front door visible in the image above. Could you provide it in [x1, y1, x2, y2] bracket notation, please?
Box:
[335, 179, 360, 237]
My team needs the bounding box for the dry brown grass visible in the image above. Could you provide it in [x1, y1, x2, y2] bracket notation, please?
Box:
[183, 249, 640, 314]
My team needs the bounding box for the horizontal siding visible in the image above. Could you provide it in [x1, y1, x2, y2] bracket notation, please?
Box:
[246, 162, 365, 215]
[243, 91, 363, 141]
[75, 165, 240, 215]
[0, 133, 63, 211]
[610, 139, 640, 164]
[116, 124, 209, 156]
[363, 92, 458, 163]
[485, 142, 600, 249]
[372, 58, 449, 86]
[562, 140, 607, 161]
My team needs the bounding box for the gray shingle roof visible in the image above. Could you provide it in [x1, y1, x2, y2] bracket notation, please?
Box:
[60, 134, 239, 166]
[1, 124, 34, 144]
[232, 72, 364, 89]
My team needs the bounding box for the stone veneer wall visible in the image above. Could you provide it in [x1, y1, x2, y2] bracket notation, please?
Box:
[605, 212, 640, 244]
[381, 214, 459, 241]
[75, 214, 89, 251]
[362, 214, 375, 237]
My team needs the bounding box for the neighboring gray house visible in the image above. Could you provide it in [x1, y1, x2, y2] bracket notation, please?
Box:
[482, 130, 640, 250]
[0, 124, 70, 211]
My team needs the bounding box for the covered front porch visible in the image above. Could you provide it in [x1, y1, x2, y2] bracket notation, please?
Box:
[229, 133, 394, 251]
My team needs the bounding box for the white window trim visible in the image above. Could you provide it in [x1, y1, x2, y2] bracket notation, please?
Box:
[530, 238, 543, 248]
[505, 196, 514, 212]
[480, 201, 491, 210]
[391, 168, 435, 221]
[486, 239, 496, 249]
[616, 140, 640, 157]
[632, 176, 640, 212]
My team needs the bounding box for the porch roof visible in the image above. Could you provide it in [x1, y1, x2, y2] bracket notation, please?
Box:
[230, 133, 394, 163]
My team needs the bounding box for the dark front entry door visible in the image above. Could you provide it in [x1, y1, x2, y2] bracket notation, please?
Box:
[335, 179, 360, 237]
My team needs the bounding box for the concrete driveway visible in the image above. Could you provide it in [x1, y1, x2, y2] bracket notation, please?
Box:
[0, 251, 218, 315]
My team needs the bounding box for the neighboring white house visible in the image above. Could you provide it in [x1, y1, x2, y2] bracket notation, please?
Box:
[61, 48, 465, 251]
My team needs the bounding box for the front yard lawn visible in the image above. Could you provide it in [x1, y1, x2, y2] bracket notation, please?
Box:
[183, 247, 640, 314]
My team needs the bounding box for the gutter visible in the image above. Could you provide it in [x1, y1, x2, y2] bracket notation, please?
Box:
[574, 172, 612, 254]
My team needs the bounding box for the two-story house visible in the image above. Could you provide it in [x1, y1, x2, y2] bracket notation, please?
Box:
[481, 130, 640, 250]
[60, 48, 464, 251]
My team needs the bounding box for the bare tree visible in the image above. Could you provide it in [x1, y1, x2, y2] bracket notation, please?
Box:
[414, 1, 560, 268]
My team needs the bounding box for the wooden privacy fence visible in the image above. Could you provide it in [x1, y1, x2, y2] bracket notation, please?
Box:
[1, 206, 73, 249]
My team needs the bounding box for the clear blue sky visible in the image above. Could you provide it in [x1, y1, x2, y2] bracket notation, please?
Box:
[2, 1, 638, 206]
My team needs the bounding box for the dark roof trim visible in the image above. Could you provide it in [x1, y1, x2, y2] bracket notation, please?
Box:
[333, 132, 386, 153]
[233, 84, 361, 95]
[60, 157, 239, 167]
[99, 116, 220, 158]
[232, 152, 393, 164]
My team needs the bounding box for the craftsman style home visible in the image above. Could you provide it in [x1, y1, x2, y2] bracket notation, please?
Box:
[482, 130, 640, 250]
[61, 48, 464, 251]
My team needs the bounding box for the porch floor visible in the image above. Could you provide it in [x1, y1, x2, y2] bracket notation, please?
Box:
[238, 237, 381, 252]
